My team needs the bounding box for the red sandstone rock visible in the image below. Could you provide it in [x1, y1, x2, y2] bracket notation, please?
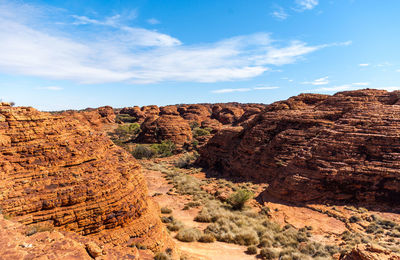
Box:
[60, 106, 115, 131]
[0, 215, 141, 260]
[199, 89, 400, 204]
[341, 243, 400, 260]
[136, 114, 192, 147]
[0, 105, 174, 253]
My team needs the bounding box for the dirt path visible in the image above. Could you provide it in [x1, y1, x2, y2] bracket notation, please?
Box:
[141, 160, 255, 260]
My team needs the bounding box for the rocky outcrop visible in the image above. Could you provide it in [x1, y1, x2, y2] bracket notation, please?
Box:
[0, 215, 140, 259]
[60, 106, 116, 131]
[341, 243, 400, 260]
[136, 114, 192, 147]
[120, 105, 160, 124]
[0, 104, 173, 252]
[199, 89, 400, 204]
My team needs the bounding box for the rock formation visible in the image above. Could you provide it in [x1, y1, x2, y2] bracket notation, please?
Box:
[0, 103, 173, 252]
[341, 243, 400, 260]
[136, 114, 192, 147]
[59, 106, 116, 131]
[199, 89, 400, 204]
[0, 215, 141, 259]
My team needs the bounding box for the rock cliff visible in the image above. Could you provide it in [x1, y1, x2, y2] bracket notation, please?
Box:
[0, 104, 173, 252]
[199, 89, 400, 204]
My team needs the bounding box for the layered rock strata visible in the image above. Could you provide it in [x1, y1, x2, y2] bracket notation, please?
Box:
[199, 90, 400, 204]
[0, 104, 173, 252]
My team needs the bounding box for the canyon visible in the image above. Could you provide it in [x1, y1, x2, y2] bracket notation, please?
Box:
[0, 89, 399, 260]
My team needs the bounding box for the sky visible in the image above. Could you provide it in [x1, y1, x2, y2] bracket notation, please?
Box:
[1, 0, 400, 110]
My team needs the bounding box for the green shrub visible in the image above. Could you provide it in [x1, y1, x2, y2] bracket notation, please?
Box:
[116, 114, 137, 123]
[228, 189, 253, 210]
[192, 127, 210, 138]
[176, 228, 202, 242]
[189, 121, 199, 130]
[246, 246, 258, 255]
[131, 144, 156, 159]
[151, 140, 176, 157]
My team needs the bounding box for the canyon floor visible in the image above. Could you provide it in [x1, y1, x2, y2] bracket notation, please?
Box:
[138, 153, 400, 259]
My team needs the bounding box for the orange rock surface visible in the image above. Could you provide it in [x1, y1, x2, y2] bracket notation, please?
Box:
[0, 104, 173, 252]
[199, 89, 400, 205]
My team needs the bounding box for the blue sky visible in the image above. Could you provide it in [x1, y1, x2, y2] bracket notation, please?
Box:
[1, 0, 400, 110]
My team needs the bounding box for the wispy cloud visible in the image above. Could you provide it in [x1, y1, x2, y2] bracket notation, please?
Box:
[212, 88, 251, 93]
[0, 1, 346, 85]
[313, 82, 369, 92]
[253, 86, 279, 90]
[295, 0, 319, 11]
[302, 76, 329, 85]
[212, 86, 279, 93]
[37, 86, 63, 91]
[359, 63, 369, 67]
[147, 18, 160, 25]
[271, 7, 288, 20]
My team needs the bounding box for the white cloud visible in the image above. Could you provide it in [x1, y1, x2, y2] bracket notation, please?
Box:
[271, 7, 288, 20]
[147, 18, 160, 25]
[359, 63, 369, 67]
[376, 86, 400, 91]
[0, 1, 345, 85]
[302, 76, 329, 85]
[37, 86, 63, 91]
[396, 69, 400, 72]
[296, 0, 319, 11]
[313, 82, 370, 92]
[212, 88, 251, 93]
[253, 86, 279, 90]
[313, 84, 355, 92]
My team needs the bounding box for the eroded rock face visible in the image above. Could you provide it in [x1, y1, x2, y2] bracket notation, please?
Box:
[199, 90, 400, 204]
[60, 106, 116, 131]
[136, 114, 192, 147]
[0, 105, 173, 251]
[0, 215, 140, 260]
[341, 243, 400, 260]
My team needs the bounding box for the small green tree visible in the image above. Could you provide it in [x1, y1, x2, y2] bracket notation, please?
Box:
[228, 189, 253, 210]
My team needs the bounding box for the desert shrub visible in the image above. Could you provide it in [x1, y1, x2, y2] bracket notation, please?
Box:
[198, 233, 216, 243]
[154, 252, 171, 260]
[234, 230, 259, 245]
[116, 114, 137, 123]
[174, 153, 198, 168]
[228, 189, 253, 210]
[114, 123, 140, 140]
[189, 121, 199, 130]
[176, 228, 202, 242]
[161, 216, 174, 223]
[131, 145, 156, 159]
[192, 127, 210, 138]
[259, 247, 279, 259]
[161, 207, 172, 214]
[183, 201, 201, 210]
[167, 219, 184, 232]
[151, 140, 176, 157]
[349, 215, 360, 223]
[246, 246, 258, 255]
[194, 208, 214, 223]
[259, 206, 271, 215]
